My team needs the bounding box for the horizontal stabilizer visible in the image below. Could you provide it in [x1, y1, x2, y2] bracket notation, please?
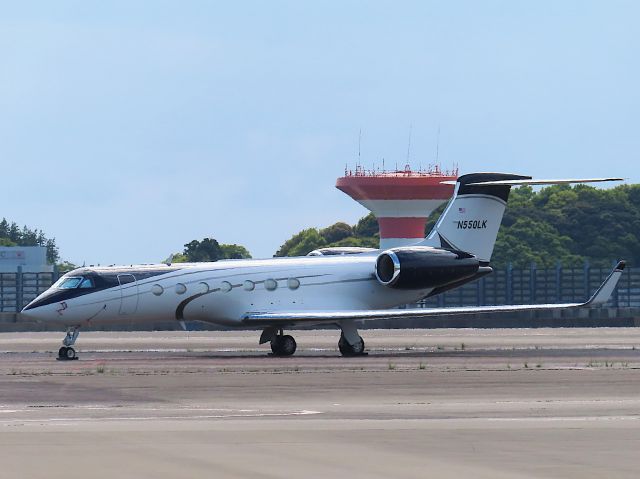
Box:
[441, 177, 624, 186]
[242, 262, 625, 325]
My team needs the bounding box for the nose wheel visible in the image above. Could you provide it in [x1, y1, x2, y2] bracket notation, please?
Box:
[57, 327, 80, 361]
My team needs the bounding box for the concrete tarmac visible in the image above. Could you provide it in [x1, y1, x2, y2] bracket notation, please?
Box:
[1, 328, 640, 478]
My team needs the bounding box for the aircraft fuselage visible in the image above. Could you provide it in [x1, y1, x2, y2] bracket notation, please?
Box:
[22, 254, 431, 328]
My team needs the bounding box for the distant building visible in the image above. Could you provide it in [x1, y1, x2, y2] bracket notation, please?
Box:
[0, 246, 53, 273]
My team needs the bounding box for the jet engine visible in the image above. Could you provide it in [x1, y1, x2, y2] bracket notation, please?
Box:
[374, 246, 479, 290]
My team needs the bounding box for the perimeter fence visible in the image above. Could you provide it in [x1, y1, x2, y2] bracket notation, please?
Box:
[1, 263, 639, 313]
[0, 269, 56, 313]
[417, 263, 639, 309]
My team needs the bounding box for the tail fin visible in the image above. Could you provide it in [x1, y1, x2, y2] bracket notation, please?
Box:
[420, 173, 530, 263]
[420, 173, 624, 263]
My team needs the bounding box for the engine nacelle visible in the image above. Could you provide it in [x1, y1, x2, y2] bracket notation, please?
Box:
[375, 246, 479, 290]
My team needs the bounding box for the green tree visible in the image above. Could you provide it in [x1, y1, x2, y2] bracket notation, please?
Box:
[320, 222, 353, 243]
[492, 217, 584, 268]
[354, 213, 379, 237]
[275, 229, 327, 257]
[167, 238, 252, 262]
[56, 261, 77, 273]
[0, 217, 60, 264]
[220, 244, 252, 259]
[183, 238, 223, 262]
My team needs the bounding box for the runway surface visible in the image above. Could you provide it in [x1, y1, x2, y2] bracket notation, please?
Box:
[2, 328, 640, 478]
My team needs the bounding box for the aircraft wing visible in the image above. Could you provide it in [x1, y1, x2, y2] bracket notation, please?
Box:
[242, 261, 625, 325]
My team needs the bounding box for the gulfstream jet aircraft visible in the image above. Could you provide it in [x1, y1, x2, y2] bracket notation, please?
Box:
[21, 173, 625, 360]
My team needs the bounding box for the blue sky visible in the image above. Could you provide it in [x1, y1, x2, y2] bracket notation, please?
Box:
[1, 1, 638, 264]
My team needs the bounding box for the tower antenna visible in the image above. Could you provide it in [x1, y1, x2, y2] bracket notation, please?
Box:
[406, 123, 412, 164]
[435, 124, 441, 163]
[358, 128, 362, 165]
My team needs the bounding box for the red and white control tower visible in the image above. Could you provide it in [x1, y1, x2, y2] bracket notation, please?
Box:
[336, 164, 458, 249]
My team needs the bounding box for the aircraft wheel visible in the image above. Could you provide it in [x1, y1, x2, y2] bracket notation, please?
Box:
[58, 346, 77, 360]
[339, 333, 366, 356]
[271, 335, 297, 356]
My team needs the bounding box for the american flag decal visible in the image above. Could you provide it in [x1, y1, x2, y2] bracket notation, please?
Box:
[458, 207, 466, 213]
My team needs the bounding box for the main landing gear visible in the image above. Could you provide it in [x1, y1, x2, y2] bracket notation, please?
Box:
[260, 327, 297, 357]
[271, 333, 297, 357]
[259, 321, 367, 357]
[338, 332, 366, 356]
[57, 327, 80, 361]
[338, 319, 367, 357]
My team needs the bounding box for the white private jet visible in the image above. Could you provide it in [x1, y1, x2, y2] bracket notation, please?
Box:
[21, 173, 625, 360]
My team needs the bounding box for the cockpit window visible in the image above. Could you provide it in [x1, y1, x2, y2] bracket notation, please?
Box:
[57, 277, 83, 289]
[79, 278, 94, 289]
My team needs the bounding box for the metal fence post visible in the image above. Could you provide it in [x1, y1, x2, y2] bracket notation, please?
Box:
[529, 262, 536, 303]
[627, 264, 632, 308]
[583, 260, 590, 302]
[16, 266, 23, 313]
[506, 263, 513, 304]
[555, 262, 562, 303]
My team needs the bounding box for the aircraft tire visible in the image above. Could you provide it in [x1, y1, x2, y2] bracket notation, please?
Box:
[58, 347, 68, 359]
[338, 333, 366, 356]
[271, 335, 297, 356]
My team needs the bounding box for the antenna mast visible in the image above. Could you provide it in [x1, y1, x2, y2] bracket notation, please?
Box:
[406, 123, 412, 164]
[436, 124, 441, 163]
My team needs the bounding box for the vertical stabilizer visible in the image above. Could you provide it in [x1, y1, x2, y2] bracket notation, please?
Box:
[420, 173, 531, 263]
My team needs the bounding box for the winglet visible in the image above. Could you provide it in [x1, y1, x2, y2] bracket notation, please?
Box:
[584, 261, 626, 306]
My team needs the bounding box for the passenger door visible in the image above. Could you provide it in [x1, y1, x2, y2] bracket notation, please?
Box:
[117, 274, 139, 315]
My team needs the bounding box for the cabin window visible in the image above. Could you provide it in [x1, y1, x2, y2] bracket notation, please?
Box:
[287, 278, 300, 290]
[175, 283, 187, 294]
[151, 284, 164, 296]
[220, 281, 232, 292]
[264, 279, 277, 291]
[79, 278, 94, 289]
[243, 280, 255, 291]
[57, 277, 83, 289]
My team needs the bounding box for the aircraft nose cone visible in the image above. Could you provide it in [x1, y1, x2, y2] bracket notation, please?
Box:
[22, 300, 37, 313]
[21, 300, 44, 319]
[20, 293, 58, 321]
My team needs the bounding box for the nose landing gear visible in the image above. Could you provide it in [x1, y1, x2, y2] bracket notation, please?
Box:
[57, 327, 80, 361]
